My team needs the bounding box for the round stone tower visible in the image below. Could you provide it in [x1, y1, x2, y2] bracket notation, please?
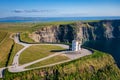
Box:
[72, 40, 82, 51]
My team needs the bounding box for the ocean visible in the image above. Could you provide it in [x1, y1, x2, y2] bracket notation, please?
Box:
[83, 39, 120, 68]
[0, 16, 120, 23]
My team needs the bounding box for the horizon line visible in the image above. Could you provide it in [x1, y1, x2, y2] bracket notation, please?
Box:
[1, 16, 120, 18]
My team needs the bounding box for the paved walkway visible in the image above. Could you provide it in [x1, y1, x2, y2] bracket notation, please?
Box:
[64, 49, 92, 59]
[0, 67, 6, 78]
[9, 52, 65, 72]
[0, 33, 93, 78]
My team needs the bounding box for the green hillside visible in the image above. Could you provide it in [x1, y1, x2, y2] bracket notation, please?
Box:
[0, 31, 13, 67]
[0, 31, 8, 44]
[4, 50, 120, 80]
[0, 31, 24, 68]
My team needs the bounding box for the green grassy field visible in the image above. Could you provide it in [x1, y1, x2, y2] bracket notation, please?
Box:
[20, 32, 35, 43]
[0, 31, 24, 67]
[0, 31, 14, 67]
[0, 31, 8, 44]
[0, 21, 75, 32]
[19, 45, 66, 65]
[26, 55, 69, 68]
[4, 50, 120, 80]
[0, 23, 36, 32]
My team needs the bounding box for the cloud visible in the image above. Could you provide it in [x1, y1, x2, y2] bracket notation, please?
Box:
[13, 10, 23, 13]
[12, 9, 55, 13]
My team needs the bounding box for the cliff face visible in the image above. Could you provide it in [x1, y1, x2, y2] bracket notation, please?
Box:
[30, 25, 75, 43]
[29, 20, 120, 43]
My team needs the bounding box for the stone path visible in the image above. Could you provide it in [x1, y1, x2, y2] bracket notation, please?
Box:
[64, 49, 92, 59]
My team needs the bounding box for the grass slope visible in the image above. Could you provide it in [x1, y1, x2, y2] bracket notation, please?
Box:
[26, 55, 69, 68]
[4, 50, 120, 80]
[0, 31, 8, 44]
[20, 32, 34, 43]
[19, 45, 66, 65]
[0, 32, 13, 68]
[0, 31, 24, 67]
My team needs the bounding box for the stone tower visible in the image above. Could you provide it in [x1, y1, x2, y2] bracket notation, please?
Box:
[72, 40, 82, 51]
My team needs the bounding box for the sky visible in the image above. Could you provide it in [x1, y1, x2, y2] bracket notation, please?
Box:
[0, 0, 120, 17]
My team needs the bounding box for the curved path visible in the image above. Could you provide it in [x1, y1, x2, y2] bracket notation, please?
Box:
[0, 33, 92, 78]
[9, 33, 70, 72]
[12, 33, 69, 68]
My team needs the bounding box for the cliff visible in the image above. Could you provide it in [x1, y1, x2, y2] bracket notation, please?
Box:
[29, 20, 120, 43]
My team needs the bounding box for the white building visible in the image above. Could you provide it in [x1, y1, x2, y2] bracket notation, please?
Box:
[72, 40, 82, 51]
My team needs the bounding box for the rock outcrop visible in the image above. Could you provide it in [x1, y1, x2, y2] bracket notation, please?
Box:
[29, 20, 120, 43]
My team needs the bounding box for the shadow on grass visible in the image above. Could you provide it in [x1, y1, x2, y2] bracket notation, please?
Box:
[50, 49, 69, 52]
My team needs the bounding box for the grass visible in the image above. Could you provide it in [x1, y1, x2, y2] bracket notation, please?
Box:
[4, 50, 120, 80]
[0, 23, 35, 32]
[0, 31, 24, 67]
[0, 31, 13, 68]
[0, 31, 8, 44]
[19, 45, 66, 65]
[8, 43, 24, 66]
[26, 54, 69, 68]
[0, 21, 75, 33]
[31, 21, 75, 31]
[20, 32, 35, 43]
